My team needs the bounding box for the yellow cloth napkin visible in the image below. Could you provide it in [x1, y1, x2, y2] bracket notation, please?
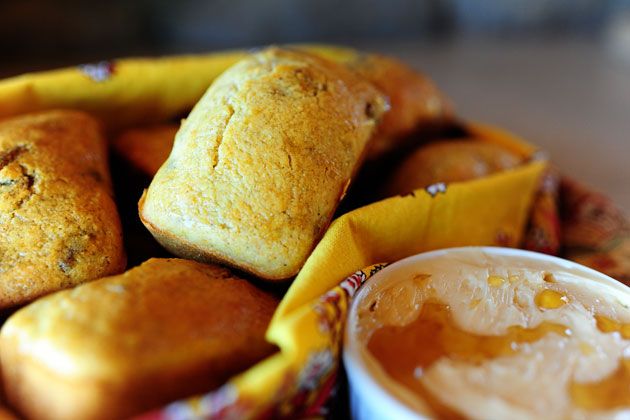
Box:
[0, 45, 357, 130]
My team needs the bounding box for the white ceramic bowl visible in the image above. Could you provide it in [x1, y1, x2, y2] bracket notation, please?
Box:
[343, 246, 630, 420]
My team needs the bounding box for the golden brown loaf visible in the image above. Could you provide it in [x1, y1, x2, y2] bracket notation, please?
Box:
[111, 54, 447, 176]
[0, 110, 125, 308]
[112, 124, 177, 176]
[349, 54, 453, 160]
[0, 258, 279, 420]
[384, 139, 523, 197]
[139, 47, 387, 280]
[0, 407, 17, 420]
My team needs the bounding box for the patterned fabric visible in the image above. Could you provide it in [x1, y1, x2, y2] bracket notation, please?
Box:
[524, 170, 630, 285]
[560, 177, 630, 285]
[78, 61, 116, 82]
[523, 168, 561, 255]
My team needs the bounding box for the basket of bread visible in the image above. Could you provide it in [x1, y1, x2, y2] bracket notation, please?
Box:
[0, 44, 627, 419]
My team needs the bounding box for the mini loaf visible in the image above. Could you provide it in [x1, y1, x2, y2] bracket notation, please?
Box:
[0, 258, 279, 420]
[384, 139, 523, 197]
[139, 47, 387, 280]
[112, 54, 450, 177]
[349, 54, 453, 160]
[112, 124, 178, 176]
[0, 110, 125, 308]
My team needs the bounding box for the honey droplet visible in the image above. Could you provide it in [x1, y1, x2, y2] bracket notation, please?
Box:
[487, 275, 505, 287]
[413, 273, 432, 285]
[579, 342, 594, 355]
[596, 315, 618, 333]
[367, 301, 569, 418]
[595, 315, 630, 340]
[508, 275, 519, 283]
[535, 289, 568, 310]
[469, 298, 482, 309]
[570, 359, 630, 410]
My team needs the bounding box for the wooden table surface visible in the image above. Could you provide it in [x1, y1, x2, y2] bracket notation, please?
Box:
[371, 38, 630, 213]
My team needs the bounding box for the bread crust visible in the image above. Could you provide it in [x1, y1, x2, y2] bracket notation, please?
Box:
[349, 54, 453, 160]
[112, 124, 178, 176]
[0, 110, 126, 308]
[139, 173, 354, 281]
[139, 191, 287, 280]
[139, 48, 387, 280]
[384, 139, 523, 197]
[0, 258, 278, 420]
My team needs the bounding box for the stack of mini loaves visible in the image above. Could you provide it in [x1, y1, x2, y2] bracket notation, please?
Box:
[0, 46, 517, 419]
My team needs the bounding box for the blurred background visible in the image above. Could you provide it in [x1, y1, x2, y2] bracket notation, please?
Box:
[1, 0, 629, 209]
[3, 0, 630, 67]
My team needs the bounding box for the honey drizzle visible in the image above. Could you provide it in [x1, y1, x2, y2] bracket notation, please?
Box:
[367, 300, 569, 418]
[535, 289, 568, 310]
[595, 315, 630, 340]
[487, 275, 505, 287]
[570, 359, 630, 410]
[568, 314, 630, 410]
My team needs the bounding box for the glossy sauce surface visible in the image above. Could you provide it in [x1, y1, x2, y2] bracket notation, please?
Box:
[355, 250, 630, 419]
[368, 296, 630, 416]
[367, 300, 569, 418]
[568, 315, 630, 410]
[535, 289, 568, 309]
[570, 358, 630, 410]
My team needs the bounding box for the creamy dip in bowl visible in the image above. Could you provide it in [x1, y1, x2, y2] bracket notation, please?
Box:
[343, 247, 630, 420]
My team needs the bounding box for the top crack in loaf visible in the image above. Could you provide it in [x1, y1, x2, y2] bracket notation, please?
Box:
[139, 47, 388, 280]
